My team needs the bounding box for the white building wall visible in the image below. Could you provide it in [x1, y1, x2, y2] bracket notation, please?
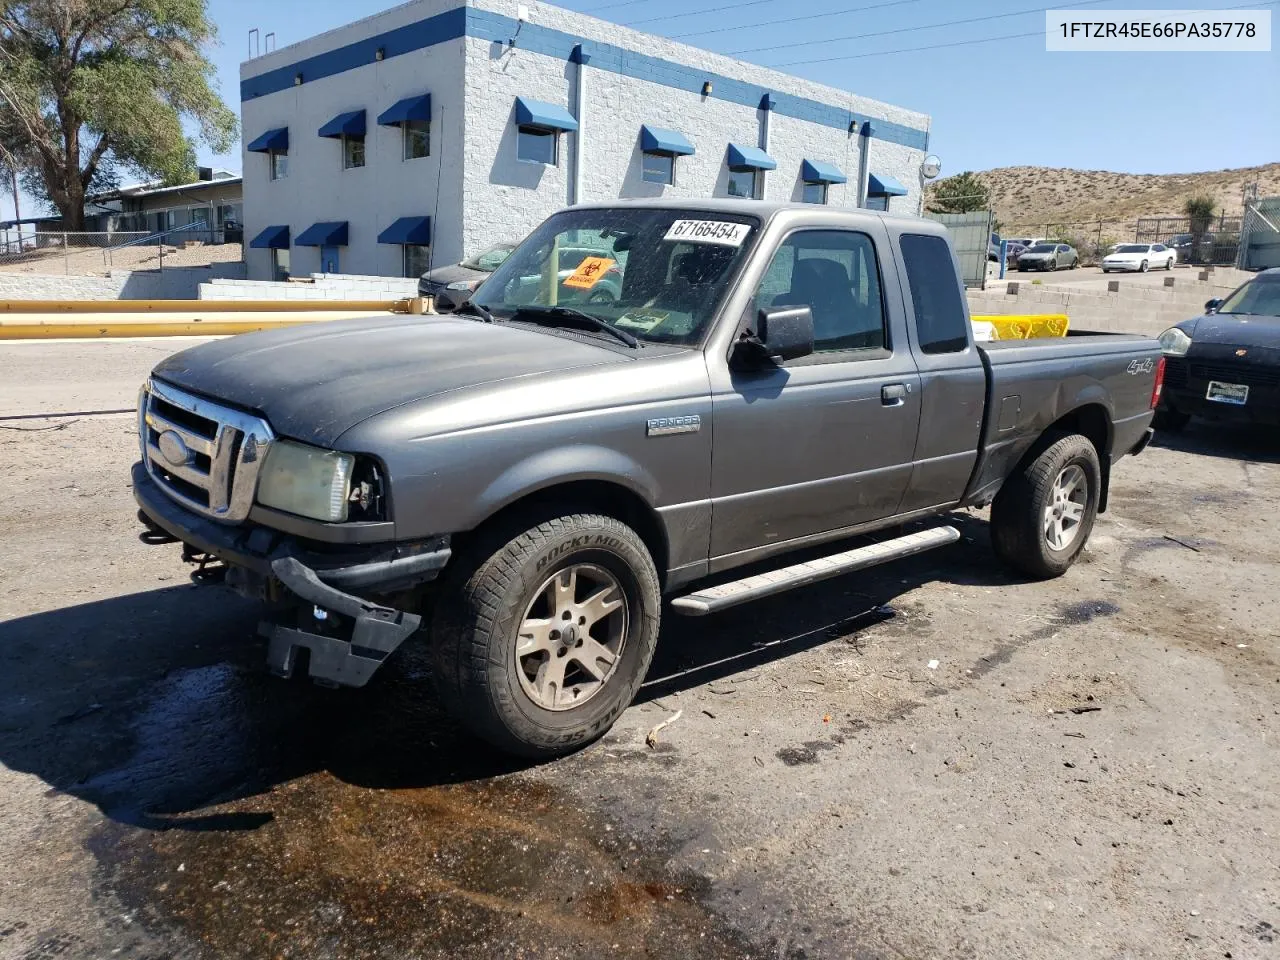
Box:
[459, 35, 575, 256]
[240, 0, 931, 275]
[240, 0, 468, 280]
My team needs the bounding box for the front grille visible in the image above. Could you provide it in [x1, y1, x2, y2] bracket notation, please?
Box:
[1165, 357, 1189, 388]
[141, 380, 274, 523]
[1188, 362, 1280, 389]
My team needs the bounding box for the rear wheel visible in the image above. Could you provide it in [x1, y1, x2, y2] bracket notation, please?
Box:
[1166, 258, 1175, 270]
[990, 433, 1101, 580]
[430, 512, 661, 758]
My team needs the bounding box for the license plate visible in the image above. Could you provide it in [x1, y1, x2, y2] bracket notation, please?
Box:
[1206, 380, 1249, 405]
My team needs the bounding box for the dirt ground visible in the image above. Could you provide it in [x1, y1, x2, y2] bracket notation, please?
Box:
[1, 341, 1277, 960]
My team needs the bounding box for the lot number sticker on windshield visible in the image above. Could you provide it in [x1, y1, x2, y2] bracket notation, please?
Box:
[663, 220, 750, 247]
[562, 256, 617, 289]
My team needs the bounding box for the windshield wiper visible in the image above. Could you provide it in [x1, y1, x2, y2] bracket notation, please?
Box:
[512, 305, 639, 348]
[453, 300, 496, 323]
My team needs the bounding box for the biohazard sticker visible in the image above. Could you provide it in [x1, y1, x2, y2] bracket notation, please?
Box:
[562, 256, 617, 289]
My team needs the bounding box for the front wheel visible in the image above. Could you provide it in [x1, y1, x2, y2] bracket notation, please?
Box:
[990, 433, 1101, 580]
[430, 512, 661, 758]
[1140, 260, 1149, 273]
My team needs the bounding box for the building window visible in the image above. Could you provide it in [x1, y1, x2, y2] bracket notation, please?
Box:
[801, 182, 828, 204]
[271, 247, 290, 282]
[865, 195, 889, 212]
[517, 126, 557, 165]
[342, 136, 365, 169]
[269, 150, 288, 180]
[403, 244, 430, 278]
[402, 120, 430, 160]
[727, 169, 757, 199]
[642, 152, 675, 185]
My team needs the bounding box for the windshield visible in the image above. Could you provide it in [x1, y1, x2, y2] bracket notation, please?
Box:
[472, 207, 760, 345]
[1218, 277, 1280, 317]
[459, 243, 516, 272]
[1115, 244, 1149, 254]
[1027, 244, 1055, 253]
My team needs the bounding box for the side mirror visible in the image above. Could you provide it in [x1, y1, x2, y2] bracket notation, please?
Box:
[745, 306, 814, 363]
[1204, 298, 1223, 314]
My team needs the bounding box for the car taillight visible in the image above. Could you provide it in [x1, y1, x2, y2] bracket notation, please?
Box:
[1151, 356, 1166, 409]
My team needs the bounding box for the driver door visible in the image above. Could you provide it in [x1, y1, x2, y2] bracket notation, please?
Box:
[708, 226, 922, 566]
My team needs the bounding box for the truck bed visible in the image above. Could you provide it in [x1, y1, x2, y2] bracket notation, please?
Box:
[965, 332, 1162, 505]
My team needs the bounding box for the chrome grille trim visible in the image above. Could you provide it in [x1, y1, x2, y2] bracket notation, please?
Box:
[141, 379, 274, 523]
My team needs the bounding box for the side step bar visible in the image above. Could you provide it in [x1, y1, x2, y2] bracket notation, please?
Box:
[670, 526, 960, 616]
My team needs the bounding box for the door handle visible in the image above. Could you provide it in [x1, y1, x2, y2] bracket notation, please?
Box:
[881, 383, 910, 406]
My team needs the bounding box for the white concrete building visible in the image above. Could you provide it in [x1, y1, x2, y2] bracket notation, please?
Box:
[239, 0, 932, 281]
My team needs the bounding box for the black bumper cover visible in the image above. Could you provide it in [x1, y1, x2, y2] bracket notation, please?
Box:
[133, 461, 450, 687]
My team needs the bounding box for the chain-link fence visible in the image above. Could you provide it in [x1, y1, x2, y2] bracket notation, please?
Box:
[1238, 198, 1280, 271]
[1134, 215, 1242, 266]
[0, 223, 241, 276]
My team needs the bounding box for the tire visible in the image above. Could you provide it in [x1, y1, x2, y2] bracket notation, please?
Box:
[1102, 268, 1110, 274]
[430, 512, 661, 758]
[1140, 260, 1149, 273]
[1166, 259, 1175, 271]
[1152, 407, 1190, 432]
[990, 433, 1102, 580]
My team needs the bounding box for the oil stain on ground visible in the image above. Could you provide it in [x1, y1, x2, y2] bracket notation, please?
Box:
[86, 663, 768, 959]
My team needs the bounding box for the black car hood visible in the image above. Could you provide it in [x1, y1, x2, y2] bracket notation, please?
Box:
[1181, 312, 1280, 349]
[423, 263, 487, 286]
[151, 315, 626, 446]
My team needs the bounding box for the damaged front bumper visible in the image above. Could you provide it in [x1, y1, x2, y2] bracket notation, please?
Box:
[132, 461, 450, 688]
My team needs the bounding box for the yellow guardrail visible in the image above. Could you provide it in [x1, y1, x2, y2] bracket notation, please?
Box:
[971, 313, 1070, 340]
[0, 298, 420, 314]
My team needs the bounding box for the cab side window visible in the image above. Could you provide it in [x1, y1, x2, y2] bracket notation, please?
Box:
[898, 233, 969, 354]
[755, 230, 886, 354]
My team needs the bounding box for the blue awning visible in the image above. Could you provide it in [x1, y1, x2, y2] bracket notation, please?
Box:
[377, 94, 432, 127]
[514, 97, 578, 132]
[378, 216, 432, 245]
[801, 159, 847, 184]
[868, 173, 908, 196]
[246, 127, 288, 153]
[727, 143, 776, 171]
[318, 110, 366, 139]
[249, 225, 290, 249]
[640, 125, 694, 156]
[295, 221, 349, 247]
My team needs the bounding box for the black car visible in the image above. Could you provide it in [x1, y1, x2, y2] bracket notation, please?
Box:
[418, 242, 517, 312]
[1155, 267, 1280, 429]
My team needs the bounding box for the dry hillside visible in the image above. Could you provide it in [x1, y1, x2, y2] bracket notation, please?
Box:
[929, 163, 1280, 232]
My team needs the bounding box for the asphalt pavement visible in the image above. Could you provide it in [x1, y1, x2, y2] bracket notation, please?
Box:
[1, 339, 1278, 960]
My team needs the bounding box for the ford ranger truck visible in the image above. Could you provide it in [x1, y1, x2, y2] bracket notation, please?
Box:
[133, 200, 1162, 757]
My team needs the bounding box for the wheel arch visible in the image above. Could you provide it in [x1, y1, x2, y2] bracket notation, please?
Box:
[460, 470, 670, 586]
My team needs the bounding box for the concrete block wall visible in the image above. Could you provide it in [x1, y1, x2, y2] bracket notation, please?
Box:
[0, 263, 247, 301]
[199, 272, 417, 300]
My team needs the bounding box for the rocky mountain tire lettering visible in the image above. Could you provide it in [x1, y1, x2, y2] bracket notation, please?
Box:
[536, 533, 626, 571]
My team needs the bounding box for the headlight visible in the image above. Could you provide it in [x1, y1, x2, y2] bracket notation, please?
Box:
[445, 279, 481, 291]
[1158, 327, 1192, 357]
[256, 440, 354, 523]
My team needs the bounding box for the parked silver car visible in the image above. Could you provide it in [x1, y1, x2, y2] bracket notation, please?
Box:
[1017, 242, 1078, 272]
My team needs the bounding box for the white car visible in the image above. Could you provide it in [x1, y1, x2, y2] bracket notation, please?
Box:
[1101, 243, 1176, 273]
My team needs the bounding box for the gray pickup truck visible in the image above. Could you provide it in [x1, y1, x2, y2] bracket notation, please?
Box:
[133, 199, 1162, 757]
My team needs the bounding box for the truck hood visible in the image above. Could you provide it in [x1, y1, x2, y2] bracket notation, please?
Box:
[1179, 312, 1280, 348]
[150, 315, 628, 446]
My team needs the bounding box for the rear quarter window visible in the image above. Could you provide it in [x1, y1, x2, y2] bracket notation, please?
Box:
[898, 233, 969, 354]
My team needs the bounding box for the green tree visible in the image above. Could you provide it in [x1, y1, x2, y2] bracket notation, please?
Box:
[1183, 195, 1216, 264]
[0, 0, 236, 231]
[927, 171, 990, 214]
